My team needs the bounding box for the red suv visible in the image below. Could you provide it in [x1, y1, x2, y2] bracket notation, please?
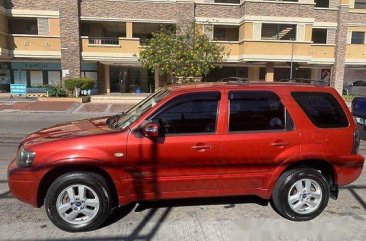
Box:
[8, 83, 364, 232]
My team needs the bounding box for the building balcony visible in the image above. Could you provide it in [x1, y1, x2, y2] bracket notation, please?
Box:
[0, 33, 7, 56]
[81, 36, 141, 62]
[7, 35, 61, 59]
[309, 44, 335, 63]
[346, 44, 366, 64]
[216, 40, 336, 64]
[88, 37, 120, 46]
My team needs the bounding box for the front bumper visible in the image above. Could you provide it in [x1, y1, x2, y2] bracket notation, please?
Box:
[7, 159, 38, 207]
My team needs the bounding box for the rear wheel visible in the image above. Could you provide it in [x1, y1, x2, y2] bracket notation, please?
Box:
[272, 168, 329, 221]
[45, 172, 112, 232]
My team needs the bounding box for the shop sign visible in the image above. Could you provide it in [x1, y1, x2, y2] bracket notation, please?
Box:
[11, 62, 61, 70]
[10, 84, 27, 95]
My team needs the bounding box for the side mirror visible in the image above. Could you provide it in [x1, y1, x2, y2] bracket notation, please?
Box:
[142, 123, 159, 138]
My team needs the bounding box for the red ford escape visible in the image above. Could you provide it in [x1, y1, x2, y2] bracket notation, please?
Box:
[8, 82, 364, 232]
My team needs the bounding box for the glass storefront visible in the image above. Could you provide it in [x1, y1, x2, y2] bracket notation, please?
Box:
[0, 63, 11, 92]
[110, 66, 154, 93]
[204, 66, 249, 82]
[274, 67, 311, 81]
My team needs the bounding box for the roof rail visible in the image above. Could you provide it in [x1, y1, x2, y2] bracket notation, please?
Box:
[217, 77, 249, 85]
[276, 79, 329, 87]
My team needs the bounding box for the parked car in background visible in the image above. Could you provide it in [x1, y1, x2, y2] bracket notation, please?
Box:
[8, 82, 364, 232]
[343, 80, 366, 96]
[352, 96, 366, 140]
[218, 77, 248, 83]
[278, 79, 330, 86]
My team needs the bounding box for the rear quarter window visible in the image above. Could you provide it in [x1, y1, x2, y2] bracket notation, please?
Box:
[291, 92, 349, 128]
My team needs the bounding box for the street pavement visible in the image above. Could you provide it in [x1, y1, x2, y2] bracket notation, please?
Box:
[0, 98, 133, 114]
[0, 112, 365, 241]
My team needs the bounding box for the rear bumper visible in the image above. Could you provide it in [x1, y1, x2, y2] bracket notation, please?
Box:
[7, 160, 39, 207]
[336, 154, 364, 186]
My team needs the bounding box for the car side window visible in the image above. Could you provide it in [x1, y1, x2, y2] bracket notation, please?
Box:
[292, 92, 348, 128]
[150, 92, 220, 135]
[229, 91, 292, 132]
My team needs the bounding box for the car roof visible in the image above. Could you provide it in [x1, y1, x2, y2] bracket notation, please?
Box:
[166, 82, 332, 93]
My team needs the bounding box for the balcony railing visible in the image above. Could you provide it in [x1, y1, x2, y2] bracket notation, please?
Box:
[88, 37, 120, 46]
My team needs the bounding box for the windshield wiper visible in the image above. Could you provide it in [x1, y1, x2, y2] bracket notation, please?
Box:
[106, 112, 124, 128]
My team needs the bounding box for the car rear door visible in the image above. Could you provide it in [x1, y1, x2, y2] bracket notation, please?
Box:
[219, 90, 301, 195]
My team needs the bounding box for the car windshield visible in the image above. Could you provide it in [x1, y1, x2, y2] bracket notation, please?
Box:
[113, 88, 170, 130]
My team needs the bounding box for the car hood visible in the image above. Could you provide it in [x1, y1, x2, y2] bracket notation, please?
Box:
[22, 117, 116, 147]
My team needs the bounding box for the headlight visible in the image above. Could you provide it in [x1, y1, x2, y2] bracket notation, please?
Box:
[16, 147, 35, 168]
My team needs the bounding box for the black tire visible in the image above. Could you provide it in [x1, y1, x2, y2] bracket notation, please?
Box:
[272, 168, 329, 221]
[45, 172, 112, 232]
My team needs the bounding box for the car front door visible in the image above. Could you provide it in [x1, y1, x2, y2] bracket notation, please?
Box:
[220, 90, 301, 195]
[126, 91, 223, 200]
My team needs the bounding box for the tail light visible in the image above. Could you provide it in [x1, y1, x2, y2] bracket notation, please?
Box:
[352, 130, 361, 154]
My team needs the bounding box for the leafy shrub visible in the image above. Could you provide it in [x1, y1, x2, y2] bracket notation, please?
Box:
[46, 85, 67, 97]
[343, 95, 355, 101]
[80, 78, 95, 90]
[64, 78, 95, 91]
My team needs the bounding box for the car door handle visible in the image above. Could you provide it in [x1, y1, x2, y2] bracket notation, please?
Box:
[192, 145, 212, 151]
[271, 141, 289, 147]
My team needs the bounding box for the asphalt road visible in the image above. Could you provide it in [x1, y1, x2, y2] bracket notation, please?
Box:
[0, 112, 365, 241]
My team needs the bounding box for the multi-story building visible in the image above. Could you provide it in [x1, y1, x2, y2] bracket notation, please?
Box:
[0, 0, 365, 94]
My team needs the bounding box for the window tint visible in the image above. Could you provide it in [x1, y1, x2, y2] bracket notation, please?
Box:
[152, 92, 220, 135]
[229, 91, 288, 132]
[292, 92, 348, 128]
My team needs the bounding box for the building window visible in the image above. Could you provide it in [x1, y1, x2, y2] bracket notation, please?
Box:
[8, 18, 38, 35]
[351, 32, 365, 44]
[355, 0, 366, 9]
[312, 29, 327, 44]
[261, 24, 297, 41]
[30, 71, 43, 87]
[314, 0, 329, 8]
[213, 26, 239, 41]
[214, 0, 240, 3]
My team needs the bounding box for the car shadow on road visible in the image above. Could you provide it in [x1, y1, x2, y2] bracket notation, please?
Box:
[340, 185, 366, 211]
[0, 190, 11, 199]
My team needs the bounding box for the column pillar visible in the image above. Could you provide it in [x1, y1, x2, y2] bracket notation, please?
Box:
[265, 63, 274, 82]
[311, 68, 321, 80]
[126, 22, 133, 38]
[154, 69, 160, 92]
[96, 62, 105, 94]
[248, 67, 260, 81]
[332, 4, 349, 94]
[60, 0, 81, 80]
[105, 65, 110, 94]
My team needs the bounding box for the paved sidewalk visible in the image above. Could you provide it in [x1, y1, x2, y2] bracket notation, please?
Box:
[0, 100, 133, 114]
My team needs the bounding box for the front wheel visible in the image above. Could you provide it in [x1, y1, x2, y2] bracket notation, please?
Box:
[272, 168, 330, 221]
[45, 172, 112, 232]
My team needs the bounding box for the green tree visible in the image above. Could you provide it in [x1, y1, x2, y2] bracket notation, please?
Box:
[139, 23, 228, 83]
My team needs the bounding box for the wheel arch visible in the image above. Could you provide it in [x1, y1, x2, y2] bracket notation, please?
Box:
[273, 159, 338, 199]
[37, 165, 119, 208]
